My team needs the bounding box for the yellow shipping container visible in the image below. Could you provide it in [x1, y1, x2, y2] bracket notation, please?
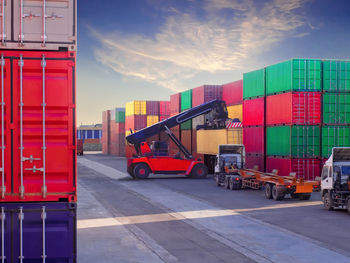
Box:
[147, 115, 159, 127]
[227, 104, 242, 121]
[125, 101, 146, 116]
[197, 129, 242, 155]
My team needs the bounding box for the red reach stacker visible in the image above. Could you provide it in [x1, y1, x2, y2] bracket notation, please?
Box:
[126, 100, 229, 179]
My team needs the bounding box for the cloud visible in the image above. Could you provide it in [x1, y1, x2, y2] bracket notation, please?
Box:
[90, 0, 310, 92]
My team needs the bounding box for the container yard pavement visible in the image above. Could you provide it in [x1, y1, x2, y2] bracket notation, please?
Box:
[77, 154, 350, 263]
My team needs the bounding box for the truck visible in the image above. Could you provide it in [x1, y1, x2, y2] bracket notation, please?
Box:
[321, 147, 350, 214]
[126, 100, 229, 179]
[214, 145, 320, 201]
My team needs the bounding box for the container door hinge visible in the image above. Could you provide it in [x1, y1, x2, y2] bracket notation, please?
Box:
[1, 207, 5, 262]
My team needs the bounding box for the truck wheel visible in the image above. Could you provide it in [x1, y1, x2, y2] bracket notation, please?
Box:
[191, 164, 208, 179]
[214, 174, 221, 187]
[347, 199, 350, 215]
[323, 192, 334, 211]
[224, 176, 230, 189]
[299, 193, 311, 200]
[272, 185, 284, 201]
[265, 183, 272, 199]
[133, 163, 150, 179]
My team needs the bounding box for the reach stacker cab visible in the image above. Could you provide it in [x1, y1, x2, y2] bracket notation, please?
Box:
[321, 147, 350, 213]
[125, 100, 229, 179]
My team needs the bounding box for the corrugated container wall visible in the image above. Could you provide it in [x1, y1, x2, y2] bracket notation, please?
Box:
[0, 0, 77, 51]
[125, 101, 146, 116]
[125, 115, 147, 131]
[323, 93, 350, 124]
[160, 101, 170, 116]
[111, 108, 125, 123]
[170, 93, 181, 114]
[102, 110, 111, 154]
[222, 80, 243, 106]
[147, 116, 159, 127]
[192, 85, 222, 107]
[266, 92, 321, 125]
[181, 130, 192, 153]
[246, 154, 265, 172]
[266, 157, 320, 180]
[146, 101, 160, 115]
[322, 126, 350, 157]
[243, 127, 265, 155]
[243, 97, 265, 126]
[0, 51, 76, 202]
[0, 202, 76, 262]
[323, 60, 350, 92]
[266, 126, 320, 157]
[181, 90, 192, 111]
[266, 59, 321, 95]
[243, 69, 265, 99]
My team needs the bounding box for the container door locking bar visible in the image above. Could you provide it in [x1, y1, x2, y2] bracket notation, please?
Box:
[41, 206, 47, 263]
[41, 55, 47, 198]
[18, 207, 24, 263]
[0, 54, 4, 199]
[19, 55, 25, 199]
[0, 0, 6, 46]
[1, 207, 5, 263]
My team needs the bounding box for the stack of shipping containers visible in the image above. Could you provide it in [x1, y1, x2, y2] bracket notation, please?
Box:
[243, 69, 266, 171]
[265, 59, 322, 180]
[169, 93, 181, 155]
[0, 0, 77, 261]
[321, 60, 350, 166]
[181, 90, 193, 154]
[102, 110, 111, 154]
[110, 108, 126, 156]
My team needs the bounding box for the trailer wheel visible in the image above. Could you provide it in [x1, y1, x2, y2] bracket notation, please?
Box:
[272, 185, 284, 201]
[191, 164, 208, 179]
[347, 199, 350, 215]
[323, 192, 334, 211]
[133, 163, 151, 179]
[299, 193, 311, 200]
[264, 183, 273, 199]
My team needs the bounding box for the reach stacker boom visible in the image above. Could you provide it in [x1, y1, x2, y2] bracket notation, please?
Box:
[126, 100, 229, 179]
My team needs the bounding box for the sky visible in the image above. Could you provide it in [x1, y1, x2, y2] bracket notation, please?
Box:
[77, 0, 350, 125]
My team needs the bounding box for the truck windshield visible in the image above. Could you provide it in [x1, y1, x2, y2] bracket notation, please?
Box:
[341, 166, 350, 176]
[224, 157, 237, 165]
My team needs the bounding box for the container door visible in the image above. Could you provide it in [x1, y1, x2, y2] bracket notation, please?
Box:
[12, 53, 76, 201]
[0, 206, 11, 261]
[0, 0, 11, 46]
[0, 55, 11, 201]
[12, 0, 76, 47]
[12, 204, 76, 262]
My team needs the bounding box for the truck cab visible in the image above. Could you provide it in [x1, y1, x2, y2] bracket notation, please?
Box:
[321, 147, 350, 214]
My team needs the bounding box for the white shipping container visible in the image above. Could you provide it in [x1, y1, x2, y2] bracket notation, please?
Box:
[0, 0, 76, 51]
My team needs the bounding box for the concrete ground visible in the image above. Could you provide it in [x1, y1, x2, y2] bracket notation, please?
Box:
[77, 154, 350, 263]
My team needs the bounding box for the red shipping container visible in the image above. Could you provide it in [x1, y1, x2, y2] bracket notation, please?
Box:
[266, 92, 321, 125]
[181, 130, 192, 153]
[160, 115, 169, 121]
[146, 101, 159, 115]
[222, 80, 243, 106]
[125, 115, 147, 131]
[266, 157, 320, 180]
[243, 126, 265, 154]
[192, 85, 222, 107]
[243, 97, 265, 126]
[110, 122, 125, 156]
[245, 154, 265, 172]
[160, 101, 170, 116]
[102, 110, 110, 154]
[170, 93, 181, 114]
[0, 50, 78, 202]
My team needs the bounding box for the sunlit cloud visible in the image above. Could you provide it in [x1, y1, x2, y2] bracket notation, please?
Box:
[90, 0, 311, 92]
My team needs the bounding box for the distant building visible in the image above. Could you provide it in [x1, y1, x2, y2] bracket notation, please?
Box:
[77, 124, 102, 140]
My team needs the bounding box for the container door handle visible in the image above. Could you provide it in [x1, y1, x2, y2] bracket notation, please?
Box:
[18, 55, 24, 199]
[41, 206, 47, 263]
[18, 207, 24, 263]
[0, 55, 4, 199]
[1, 207, 5, 263]
[41, 55, 47, 198]
[0, 0, 6, 46]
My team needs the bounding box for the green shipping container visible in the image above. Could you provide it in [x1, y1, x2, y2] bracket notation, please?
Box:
[323, 60, 350, 92]
[322, 126, 350, 157]
[181, 90, 192, 111]
[243, 69, 265, 99]
[181, 120, 192, 130]
[266, 59, 321, 95]
[267, 125, 320, 157]
[323, 93, 350, 124]
[111, 108, 125, 123]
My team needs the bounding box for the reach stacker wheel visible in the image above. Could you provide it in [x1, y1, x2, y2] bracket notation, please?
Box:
[272, 185, 284, 201]
[191, 164, 208, 179]
[133, 163, 151, 179]
[264, 183, 272, 199]
[323, 192, 334, 211]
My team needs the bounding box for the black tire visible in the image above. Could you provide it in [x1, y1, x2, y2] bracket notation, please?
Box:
[272, 185, 284, 201]
[224, 177, 230, 189]
[299, 193, 311, 200]
[133, 163, 151, 179]
[191, 164, 208, 179]
[323, 192, 334, 211]
[347, 199, 350, 215]
[215, 174, 221, 187]
[265, 183, 272, 199]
